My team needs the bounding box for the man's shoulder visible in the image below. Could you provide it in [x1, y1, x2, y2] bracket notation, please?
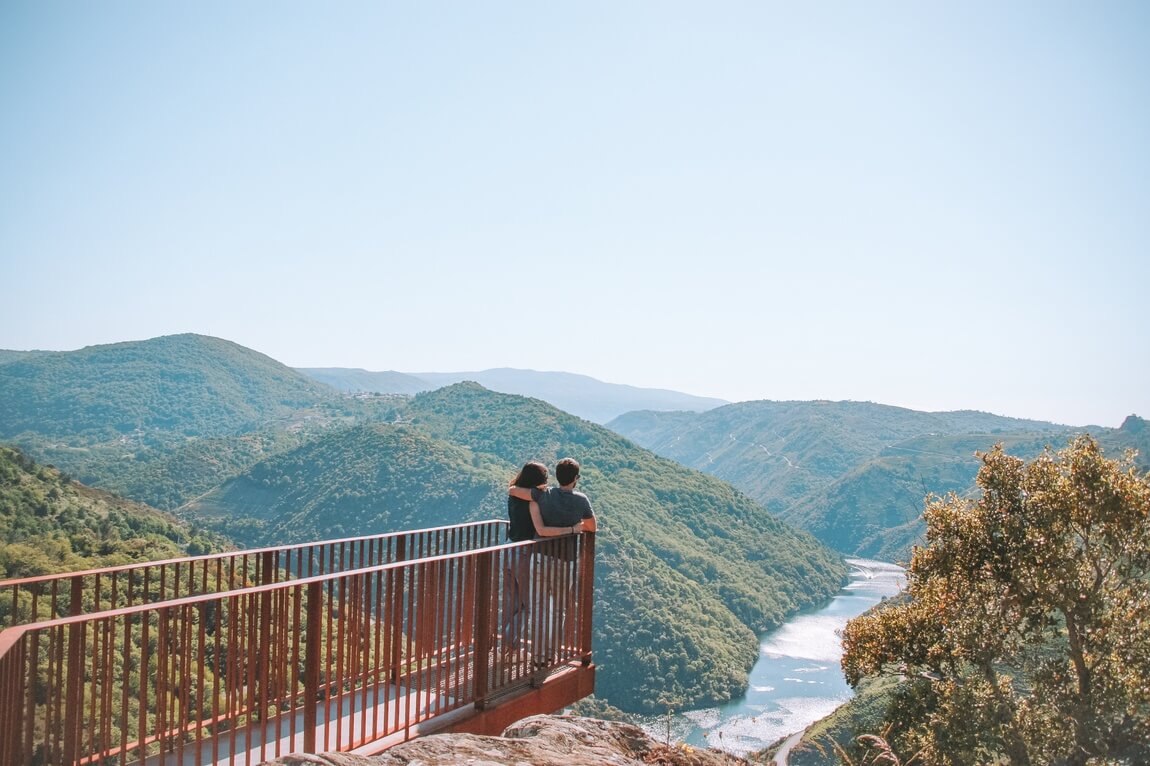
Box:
[564, 489, 593, 511]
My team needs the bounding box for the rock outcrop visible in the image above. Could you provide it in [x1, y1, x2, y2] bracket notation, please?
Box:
[265, 714, 751, 766]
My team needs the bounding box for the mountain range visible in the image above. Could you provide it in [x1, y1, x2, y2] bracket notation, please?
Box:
[0, 334, 844, 712]
[608, 403, 1150, 562]
[297, 366, 728, 423]
[4, 333, 1146, 710]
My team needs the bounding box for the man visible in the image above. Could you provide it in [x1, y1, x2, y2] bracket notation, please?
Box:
[507, 457, 596, 664]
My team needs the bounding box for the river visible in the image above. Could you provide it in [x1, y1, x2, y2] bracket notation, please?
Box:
[635, 558, 905, 759]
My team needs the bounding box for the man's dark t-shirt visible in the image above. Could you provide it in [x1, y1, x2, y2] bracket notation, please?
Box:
[530, 487, 594, 527]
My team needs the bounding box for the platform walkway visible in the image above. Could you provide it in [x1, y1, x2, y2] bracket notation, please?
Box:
[0, 522, 596, 766]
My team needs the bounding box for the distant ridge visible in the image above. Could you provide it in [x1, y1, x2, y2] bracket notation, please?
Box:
[608, 402, 1150, 562]
[298, 367, 430, 395]
[298, 366, 727, 423]
[0, 349, 56, 365]
[184, 381, 842, 711]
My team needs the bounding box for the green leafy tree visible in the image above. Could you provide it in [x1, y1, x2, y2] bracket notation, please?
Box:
[841, 436, 1150, 765]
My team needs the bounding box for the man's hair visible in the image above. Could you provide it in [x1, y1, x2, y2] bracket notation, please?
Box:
[555, 457, 580, 486]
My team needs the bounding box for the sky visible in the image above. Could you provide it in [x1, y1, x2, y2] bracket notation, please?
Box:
[2, 2, 1147, 428]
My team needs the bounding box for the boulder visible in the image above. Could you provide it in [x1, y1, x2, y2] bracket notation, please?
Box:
[266, 714, 750, 766]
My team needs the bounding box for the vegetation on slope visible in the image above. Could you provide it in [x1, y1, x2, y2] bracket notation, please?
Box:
[839, 436, 1150, 765]
[0, 445, 224, 581]
[609, 403, 1148, 563]
[402, 383, 847, 710]
[609, 401, 1058, 516]
[0, 333, 340, 444]
[182, 383, 847, 712]
[184, 423, 508, 545]
[0, 334, 411, 510]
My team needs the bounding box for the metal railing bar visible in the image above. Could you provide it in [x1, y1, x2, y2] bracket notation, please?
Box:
[0, 521, 507, 590]
[0, 531, 593, 766]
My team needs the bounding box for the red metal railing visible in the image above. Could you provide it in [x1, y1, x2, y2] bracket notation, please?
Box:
[0, 521, 506, 628]
[0, 527, 595, 766]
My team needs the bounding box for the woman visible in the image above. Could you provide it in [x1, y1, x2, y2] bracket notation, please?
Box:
[501, 461, 581, 660]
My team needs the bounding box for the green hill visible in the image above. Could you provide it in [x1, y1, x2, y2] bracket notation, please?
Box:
[183, 383, 847, 713]
[0, 333, 340, 444]
[0, 334, 401, 510]
[786, 430, 1073, 562]
[184, 423, 507, 544]
[608, 402, 1082, 561]
[0, 445, 224, 582]
[0, 349, 56, 366]
[400, 383, 847, 710]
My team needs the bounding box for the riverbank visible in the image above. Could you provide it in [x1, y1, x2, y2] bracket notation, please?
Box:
[636, 559, 905, 758]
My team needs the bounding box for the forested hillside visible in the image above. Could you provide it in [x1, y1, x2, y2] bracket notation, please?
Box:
[0, 334, 404, 510]
[0, 445, 224, 580]
[0, 334, 341, 443]
[182, 382, 847, 712]
[184, 423, 508, 544]
[0, 350, 55, 365]
[606, 402, 1141, 561]
[401, 383, 847, 709]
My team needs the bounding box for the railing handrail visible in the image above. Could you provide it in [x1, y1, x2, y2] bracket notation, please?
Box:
[0, 519, 506, 589]
[0, 525, 596, 766]
[0, 537, 543, 639]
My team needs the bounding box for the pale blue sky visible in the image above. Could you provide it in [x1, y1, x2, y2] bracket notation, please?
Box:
[2, 2, 1147, 427]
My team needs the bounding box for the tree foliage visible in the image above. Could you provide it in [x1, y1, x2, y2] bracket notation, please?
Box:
[0, 333, 344, 444]
[0, 445, 226, 585]
[182, 383, 848, 712]
[840, 436, 1150, 765]
[612, 405, 1150, 564]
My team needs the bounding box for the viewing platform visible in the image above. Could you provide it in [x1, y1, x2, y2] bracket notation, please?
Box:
[0, 521, 596, 765]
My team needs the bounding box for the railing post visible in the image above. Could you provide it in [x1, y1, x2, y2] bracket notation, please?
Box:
[258, 550, 275, 715]
[63, 577, 85, 765]
[578, 533, 596, 665]
[303, 580, 322, 753]
[472, 550, 493, 709]
[0, 633, 25, 765]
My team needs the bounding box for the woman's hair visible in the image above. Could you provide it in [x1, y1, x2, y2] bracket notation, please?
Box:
[512, 461, 548, 488]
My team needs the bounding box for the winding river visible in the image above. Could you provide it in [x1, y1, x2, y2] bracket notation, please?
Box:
[636, 558, 905, 759]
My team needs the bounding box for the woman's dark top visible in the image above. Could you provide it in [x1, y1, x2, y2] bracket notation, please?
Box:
[507, 496, 536, 542]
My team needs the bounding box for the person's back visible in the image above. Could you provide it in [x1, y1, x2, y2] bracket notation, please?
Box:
[535, 485, 593, 527]
[532, 458, 596, 531]
[507, 494, 537, 541]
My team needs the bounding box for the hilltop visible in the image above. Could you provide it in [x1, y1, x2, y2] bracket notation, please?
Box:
[0, 333, 340, 443]
[0, 334, 393, 510]
[298, 366, 727, 424]
[182, 382, 847, 712]
[1, 334, 845, 714]
[609, 403, 1148, 562]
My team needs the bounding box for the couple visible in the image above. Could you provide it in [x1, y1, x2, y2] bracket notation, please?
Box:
[507, 457, 597, 542]
[500, 457, 596, 663]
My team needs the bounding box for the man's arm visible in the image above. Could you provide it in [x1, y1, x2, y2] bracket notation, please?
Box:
[509, 484, 581, 535]
[508, 485, 533, 501]
[529, 501, 584, 537]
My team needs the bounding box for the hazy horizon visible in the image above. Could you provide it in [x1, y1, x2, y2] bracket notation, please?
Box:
[3, 331, 1139, 429]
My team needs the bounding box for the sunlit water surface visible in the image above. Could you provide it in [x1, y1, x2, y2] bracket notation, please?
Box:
[635, 558, 905, 757]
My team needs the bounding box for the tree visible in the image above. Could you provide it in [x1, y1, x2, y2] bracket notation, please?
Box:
[841, 435, 1150, 765]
